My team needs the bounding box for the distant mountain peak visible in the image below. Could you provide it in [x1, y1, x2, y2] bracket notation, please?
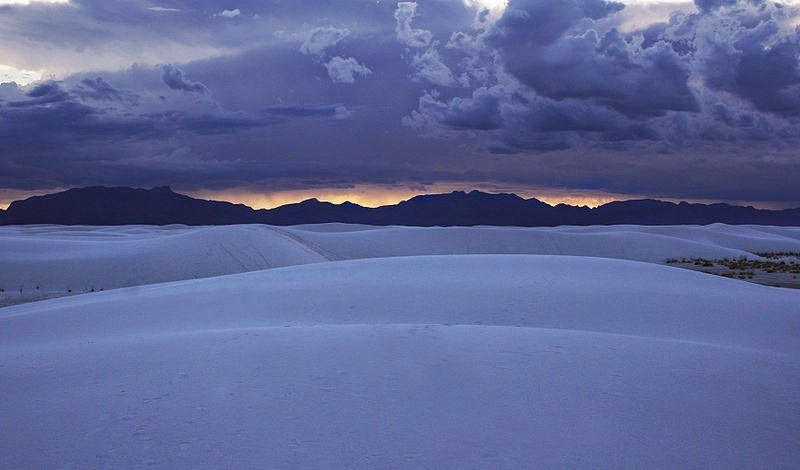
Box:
[1, 186, 798, 227]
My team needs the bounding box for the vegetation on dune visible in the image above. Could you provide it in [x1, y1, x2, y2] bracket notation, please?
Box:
[754, 251, 800, 259]
[666, 253, 800, 287]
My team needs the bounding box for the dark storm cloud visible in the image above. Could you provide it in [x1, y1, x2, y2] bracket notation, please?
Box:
[446, 0, 700, 122]
[8, 81, 70, 107]
[0, 62, 362, 190]
[141, 110, 286, 135]
[494, 0, 625, 44]
[438, 89, 503, 131]
[161, 65, 210, 94]
[408, 0, 800, 148]
[261, 104, 344, 117]
[694, 0, 741, 12]
[75, 77, 125, 101]
[1, 76, 223, 141]
[0, 0, 799, 205]
[1, 101, 99, 138]
[491, 26, 699, 117]
[682, 7, 800, 117]
[0, 70, 350, 142]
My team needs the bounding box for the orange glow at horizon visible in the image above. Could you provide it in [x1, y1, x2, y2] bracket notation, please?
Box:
[1, 184, 629, 210]
[1, 185, 795, 211]
[188, 186, 433, 210]
[0, 187, 67, 211]
[186, 184, 656, 210]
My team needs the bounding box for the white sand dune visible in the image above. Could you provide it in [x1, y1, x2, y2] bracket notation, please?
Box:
[0, 225, 327, 305]
[2, 255, 799, 468]
[288, 223, 800, 263]
[2, 225, 799, 467]
[3, 223, 800, 307]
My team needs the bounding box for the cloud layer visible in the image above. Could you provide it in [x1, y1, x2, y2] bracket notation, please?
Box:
[0, 0, 798, 205]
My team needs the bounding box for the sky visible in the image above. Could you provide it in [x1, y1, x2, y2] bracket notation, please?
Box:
[1, 0, 800, 209]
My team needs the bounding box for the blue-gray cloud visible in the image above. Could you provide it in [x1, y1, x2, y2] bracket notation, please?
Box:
[76, 77, 124, 101]
[299, 26, 351, 56]
[161, 65, 209, 94]
[261, 104, 347, 117]
[8, 81, 70, 107]
[408, 0, 800, 146]
[0, 0, 798, 206]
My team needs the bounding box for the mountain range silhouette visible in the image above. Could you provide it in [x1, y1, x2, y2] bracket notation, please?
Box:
[1, 186, 798, 226]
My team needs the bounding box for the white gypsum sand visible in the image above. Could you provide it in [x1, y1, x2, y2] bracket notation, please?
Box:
[0, 224, 327, 306]
[2, 223, 799, 306]
[1, 225, 799, 468]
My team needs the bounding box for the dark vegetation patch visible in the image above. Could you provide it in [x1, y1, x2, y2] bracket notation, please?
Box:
[666, 253, 800, 289]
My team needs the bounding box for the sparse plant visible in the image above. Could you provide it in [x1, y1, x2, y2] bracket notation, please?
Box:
[754, 251, 800, 259]
[667, 252, 800, 289]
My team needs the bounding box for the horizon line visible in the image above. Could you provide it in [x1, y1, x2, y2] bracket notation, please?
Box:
[2, 185, 799, 212]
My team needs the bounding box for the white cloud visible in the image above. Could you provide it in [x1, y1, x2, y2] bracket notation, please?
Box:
[394, 2, 433, 49]
[217, 8, 241, 18]
[0, 64, 44, 86]
[609, 1, 696, 32]
[462, 0, 507, 23]
[0, 0, 69, 5]
[147, 7, 181, 12]
[299, 27, 350, 56]
[412, 49, 457, 87]
[334, 106, 353, 119]
[0, 81, 24, 102]
[325, 56, 371, 84]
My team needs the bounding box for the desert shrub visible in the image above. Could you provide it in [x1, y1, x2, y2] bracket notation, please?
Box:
[754, 251, 800, 259]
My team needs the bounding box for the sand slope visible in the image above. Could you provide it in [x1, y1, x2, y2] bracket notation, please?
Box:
[287, 223, 800, 263]
[4, 223, 800, 307]
[2, 255, 798, 468]
[0, 225, 326, 305]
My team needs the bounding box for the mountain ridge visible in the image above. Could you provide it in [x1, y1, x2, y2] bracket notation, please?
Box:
[1, 186, 798, 226]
